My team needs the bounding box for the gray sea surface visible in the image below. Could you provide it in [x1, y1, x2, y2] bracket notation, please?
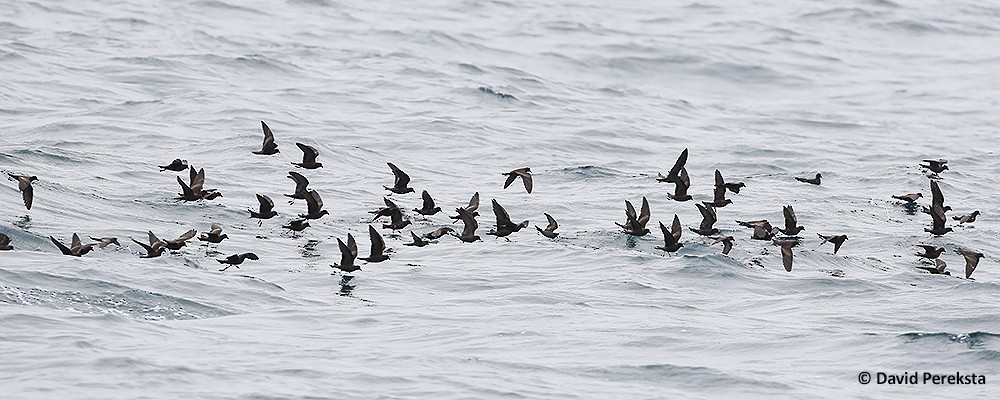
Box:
[2, 0, 999, 398]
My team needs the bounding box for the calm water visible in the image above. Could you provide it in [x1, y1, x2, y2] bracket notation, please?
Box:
[2, 0, 999, 398]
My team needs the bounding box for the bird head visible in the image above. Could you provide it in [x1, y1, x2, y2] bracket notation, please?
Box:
[270, 211, 278, 217]
[320, 210, 330, 217]
[221, 234, 230, 239]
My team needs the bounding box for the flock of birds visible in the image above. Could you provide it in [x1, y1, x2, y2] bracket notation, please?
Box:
[1, 122, 987, 281]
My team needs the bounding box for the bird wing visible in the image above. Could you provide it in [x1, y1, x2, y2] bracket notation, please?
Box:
[257, 194, 274, 214]
[210, 223, 223, 235]
[287, 171, 309, 192]
[0, 233, 9, 246]
[722, 239, 733, 255]
[714, 169, 724, 187]
[713, 185, 726, 203]
[544, 213, 558, 231]
[388, 163, 410, 187]
[71, 233, 82, 252]
[658, 221, 675, 247]
[503, 173, 517, 189]
[961, 251, 981, 278]
[671, 214, 683, 241]
[131, 237, 155, 253]
[465, 192, 481, 213]
[389, 207, 405, 225]
[935, 259, 948, 274]
[781, 245, 794, 272]
[783, 206, 797, 231]
[930, 181, 944, 208]
[368, 225, 385, 256]
[347, 233, 358, 257]
[177, 176, 194, 197]
[518, 170, 533, 193]
[697, 204, 716, 231]
[492, 199, 513, 227]
[50, 236, 73, 255]
[668, 148, 688, 179]
[680, 167, 691, 189]
[22, 182, 33, 210]
[297, 143, 319, 164]
[307, 190, 323, 213]
[623, 200, 639, 229]
[930, 205, 947, 230]
[638, 197, 651, 226]
[384, 197, 399, 210]
[191, 168, 206, 193]
[148, 231, 164, 248]
[421, 190, 434, 209]
[176, 229, 197, 242]
[410, 231, 422, 243]
[337, 238, 354, 266]
[261, 121, 275, 145]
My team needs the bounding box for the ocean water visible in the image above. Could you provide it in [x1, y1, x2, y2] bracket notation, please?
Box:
[2, 0, 999, 398]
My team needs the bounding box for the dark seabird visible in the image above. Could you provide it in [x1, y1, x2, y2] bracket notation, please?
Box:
[299, 190, 329, 220]
[655, 215, 684, 255]
[916, 259, 950, 276]
[930, 180, 948, 210]
[159, 159, 188, 172]
[778, 205, 805, 236]
[385, 162, 414, 194]
[616, 197, 651, 236]
[282, 219, 310, 233]
[502, 167, 533, 194]
[774, 239, 800, 272]
[132, 231, 166, 258]
[382, 206, 411, 231]
[702, 170, 733, 207]
[450, 192, 480, 221]
[535, 212, 559, 239]
[405, 231, 433, 247]
[176, 167, 221, 201]
[715, 169, 745, 194]
[924, 205, 952, 236]
[488, 199, 529, 239]
[955, 249, 985, 279]
[249, 194, 278, 222]
[666, 167, 693, 202]
[199, 224, 229, 243]
[656, 148, 688, 183]
[161, 229, 197, 250]
[920, 159, 948, 174]
[50, 233, 94, 257]
[370, 197, 400, 222]
[291, 143, 323, 169]
[892, 193, 922, 203]
[252, 121, 279, 155]
[452, 207, 481, 243]
[738, 219, 777, 241]
[217, 253, 259, 271]
[711, 236, 735, 255]
[90, 236, 120, 248]
[0, 233, 12, 250]
[795, 173, 821, 185]
[284, 171, 310, 201]
[915, 245, 945, 260]
[8, 174, 36, 210]
[423, 227, 455, 240]
[332, 234, 360, 273]
[358, 225, 390, 263]
[414, 190, 441, 215]
[953, 211, 981, 224]
[817, 234, 848, 254]
[689, 203, 719, 236]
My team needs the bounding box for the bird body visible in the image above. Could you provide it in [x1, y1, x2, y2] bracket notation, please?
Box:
[358, 225, 390, 263]
[291, 143, 322, 169]
[414, 190, 441, 215]
[616, 197, 651, 236]
[50, 233, 94, 256]
[218, 252, 259, 271]
[385, 163, 414, 194]
[778, 205, 805, 236]
[252, 121, 279, 155]
[535, 213, 559, 239]
[199, 224, 229, 243]
[159, 159, 188, 172]
[502, 167, 533, 193]
[795, 173, 821, 185]
[655, 215, 684, 254]
[817, 234, 848, 254]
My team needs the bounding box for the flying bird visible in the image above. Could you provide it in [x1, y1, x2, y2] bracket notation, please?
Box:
[249, 194, 278, 224]
[702, 170, 733, 207]
[955, 249, 984, 279]
[160, 229, 197, 250]
[892, 193, 922, 203]
[657, 149, 688, 184]
[131, 231, 166, 258]
[953, 211, 980, 224]
[689, 204, 719, 236]
[413, 190, 441, 215]
[404, 231, 433, 247]
[385, 163, 414, 194]
[616, 197, 651, 236]
[8, 174, 36, 210]
[738, 219, 777, 241]
[358, 225, 390, 263]
[299, 190, 329, 220]
[535, 213, 559, 239]
[450, 192, 480, 221]
[924, 204, 952, 236]
[916, 259, 950, 276]
[331, 234, 360, 273]
[284, 171, 310, 201]
[282, 219, 310, 235]
[774, 239, 800, 272]
[382, 206, 411, 231]
[422, 227, 455, 240]
[920, 159, 948, 174]
[914, 245, 945, 260]
[778, 205, 805, 236]
[89, 236, 120, 249]
[655, 215, 684, 255]
[217, 253, 259, 271]
[50, 233, 94, 257]
[176, 167, 221, 201]
[488, 199, 529, 239]
[795, 173, 821, 185]
[199, 224, 229, 243]
[711, 236, 735, 255]
[817, 234, 848, 254]
[370, 197, 401, 222]
[502, 167, 533, 194]
[291, 143, 323, 169]
[715, 169, 745, 194]
[252, 121, 279, 155]
[666, 167, 693, 202]
[452, 207, 481, 243]
[158, 159, 188, 172]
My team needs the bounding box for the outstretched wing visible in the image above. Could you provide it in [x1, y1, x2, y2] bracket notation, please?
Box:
[544, 213, 558, 231]
[288, 171, 309, 193]
[637, 197, 651, 226]
[297, 143, 319, 164]
[50, 236, 73, 255]
[930, 180, 944, 208]
[347, 233, 358, 257]
[388, 163, 410, 187]
[466, 192, 480, 213]
[492, 199, 513, 227]
[783, 205, 797, 230]
[421, 190, 435, 209]
[368, 225, 385, 256]
[257, 194, 275, 214]
[176, 229, 197, 242]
